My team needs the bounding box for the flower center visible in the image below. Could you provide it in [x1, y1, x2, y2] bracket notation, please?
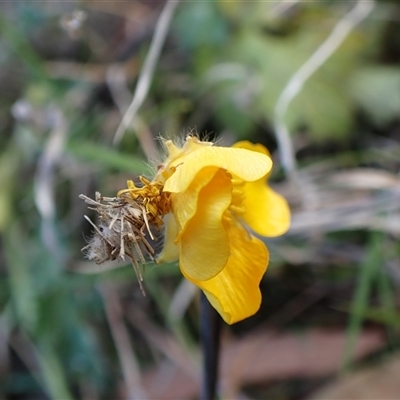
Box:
[117, 176, 171, 230]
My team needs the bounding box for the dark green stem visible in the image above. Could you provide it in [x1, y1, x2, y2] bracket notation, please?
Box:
[200, 292, 221, 400]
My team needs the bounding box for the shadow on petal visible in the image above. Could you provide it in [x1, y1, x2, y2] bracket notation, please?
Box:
[178, 169, 232, 281]
[184, 219, 269, 324]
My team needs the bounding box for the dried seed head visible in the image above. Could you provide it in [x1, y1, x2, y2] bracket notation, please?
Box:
[80, 180, 171, 294]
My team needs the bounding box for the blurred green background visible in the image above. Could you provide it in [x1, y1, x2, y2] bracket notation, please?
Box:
[1, 1, 400, 399]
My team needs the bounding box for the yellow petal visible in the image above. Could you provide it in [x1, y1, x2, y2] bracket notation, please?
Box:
[165, 136, 213, 163]
[178, 169, 232, 281]
[156, 137, 214, 182]
[232, 140, 272, 178]
[232, 140, 271, 157]
[242, 179, 291, 237]
[156, 214, 179, 264]
[164, 146, 272, 193]
[164, 139, 183, 160]
[232, 141, 290, 237]
[183, 219, 269, 324]
[171, 166, 218, 233]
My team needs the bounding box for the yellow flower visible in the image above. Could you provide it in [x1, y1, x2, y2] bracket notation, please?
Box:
[156, 136, 290, 324]
[82, 135, 290, 323]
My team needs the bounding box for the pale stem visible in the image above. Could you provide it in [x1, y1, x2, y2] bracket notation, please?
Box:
[274, 0, 375, 177]
[113, 0, 180, 145]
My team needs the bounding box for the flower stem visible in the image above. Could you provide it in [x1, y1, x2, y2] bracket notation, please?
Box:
[200, 292, 221, 400]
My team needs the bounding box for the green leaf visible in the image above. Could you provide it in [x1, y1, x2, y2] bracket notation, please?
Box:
[350, 67, 400, 126]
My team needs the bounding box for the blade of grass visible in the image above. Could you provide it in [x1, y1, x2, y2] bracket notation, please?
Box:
[377, 266, 397, 345]
[4, 224, 38, 332]
[36, 343, 74, 400]
[342, 233, 382, 371]
[67, 141, 151, 174]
